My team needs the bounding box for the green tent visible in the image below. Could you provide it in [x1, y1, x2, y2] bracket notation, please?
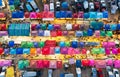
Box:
[100, 31, 106, 36]
[38, 41, 45, 47]
[10, 5, 15, 12]
[14, 0, 20, 7]
[106, 31, 113, 37]
[26, 42, 34, 48]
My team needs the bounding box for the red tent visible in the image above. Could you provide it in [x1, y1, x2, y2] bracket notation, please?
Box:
[24, 12, 30, 18]
[36, 12, 42, 19]
[0, 13, 5, 18]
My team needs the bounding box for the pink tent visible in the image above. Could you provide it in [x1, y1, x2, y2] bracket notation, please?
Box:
[47, 12, 54, 18]
[30, 12, 37, 19]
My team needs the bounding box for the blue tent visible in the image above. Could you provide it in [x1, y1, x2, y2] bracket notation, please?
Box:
[8, 24, 15, 36]
[27, 0, 33, 2]
[71, 41, 78, 48]
[23, 48, 30, 54]
[48, 24, 54, 30]
[12, 12, 17, 18]
[79, 42, 85, 48]
[103, 11, 109, 18]
[9, 41, 14, 47]
[89, 12, 97, 18]
[84, 13, 89, 19]
[66, 11, 72, 18]
[60, 11, 67, 18]
[76, 60, 81, 68]
[24, 23, 30, 36]
[38, 30, 44, 36]
[12, 11, 24, 18]
[60, 73, 64, 77]
[0, 0, 2, 6]
[10, 48, 16, 55]
[36, 24, 41, 30]
[75, 31, 83, 37]
[90, 21, 104, 30]
[90, 21, 97, 29]
[104, 24, 110, 30]
[59, 41, 65, 47]
[16, 48, 23, 54]
[87, 28, 94, 36]
[18, 11, 24, 18]
[61, 2, 69, 9]
[97, 12, 103, 19]
[9, 0, 14, 5]
[55, 47, 60, 54]
[111, 24, 117, 31]
[117, 24, 120, 30]
[56, 11, 61, 18]
[8, 23, 30, 36]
